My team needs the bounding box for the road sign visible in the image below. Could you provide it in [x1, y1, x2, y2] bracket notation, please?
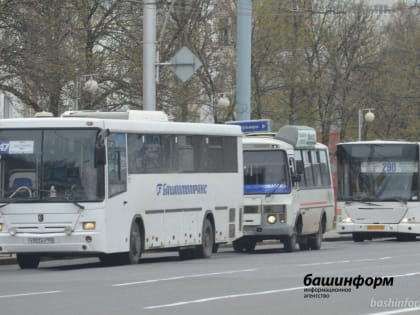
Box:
[225, 119, 271, 133]
[169, 47, 202, 82]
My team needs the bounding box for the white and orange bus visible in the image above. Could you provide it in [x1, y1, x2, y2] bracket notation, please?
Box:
[232, 125, 334, 252]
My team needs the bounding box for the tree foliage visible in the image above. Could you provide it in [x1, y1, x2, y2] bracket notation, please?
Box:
[0, 0, 418, 142]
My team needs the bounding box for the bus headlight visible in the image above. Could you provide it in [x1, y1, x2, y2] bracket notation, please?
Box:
[83, 222, 96, 230]
[0, 223, 2, 232]
[401, 217, 416, 223]
[267, 215, 277, 224]
[340, 217, 352, 223]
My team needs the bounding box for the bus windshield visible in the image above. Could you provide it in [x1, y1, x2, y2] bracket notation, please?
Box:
[243, 150, 291, 194]
[0, 129, 104, 203]
[337, 143, 419, 202]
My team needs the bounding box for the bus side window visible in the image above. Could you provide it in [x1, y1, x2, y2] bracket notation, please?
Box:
[319, 150, 331, 186]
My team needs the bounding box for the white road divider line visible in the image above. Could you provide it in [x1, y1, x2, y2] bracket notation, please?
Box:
[144, 286, 305, 310]
[0, 290, 61, 299]
[113, 268, 257, 287]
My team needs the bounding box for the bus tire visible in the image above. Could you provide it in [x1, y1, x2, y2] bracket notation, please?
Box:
[232, 238, 244, 252]
[127, 221, 142, 264]
[17, 254, 40, 269]
[196, 219, 214, 258]
[244, 240, 256, 253]
[298, 236, 309, 250]
[308, 222, 323, 250]
[284, 233, 297, 252]
[352, 233, 364, 242]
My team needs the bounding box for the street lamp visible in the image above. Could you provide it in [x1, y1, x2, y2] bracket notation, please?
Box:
[212, 93, 231, 123]
[358, 108, 375, 141]
[75, 74, 99, 110]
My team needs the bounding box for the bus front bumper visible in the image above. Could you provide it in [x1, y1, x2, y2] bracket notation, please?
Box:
[243, 224, 294, 237]
[0, 232, 105, 254]
[336, 222, 420, 235]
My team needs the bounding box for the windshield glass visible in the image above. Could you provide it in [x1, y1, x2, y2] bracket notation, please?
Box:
[337, 143, 419, 202]
[0, 129, 104, 203]
[243, 150, 291, 194]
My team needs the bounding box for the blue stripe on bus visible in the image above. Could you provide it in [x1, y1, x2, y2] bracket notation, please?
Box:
[244, 184, 291, 194]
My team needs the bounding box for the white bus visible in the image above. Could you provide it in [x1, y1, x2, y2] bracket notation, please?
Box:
[232, 125, 334, 252]
[336, 141, 420, 242]
[0, 110, 243, 268]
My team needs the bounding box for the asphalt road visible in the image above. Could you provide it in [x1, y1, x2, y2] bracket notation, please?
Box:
[1, 239, 420, 315]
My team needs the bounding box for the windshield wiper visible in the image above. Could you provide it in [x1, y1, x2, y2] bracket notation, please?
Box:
[71, 201, 85, 210]
[0, 203, 9, 208]
[265, 183, 285, 197]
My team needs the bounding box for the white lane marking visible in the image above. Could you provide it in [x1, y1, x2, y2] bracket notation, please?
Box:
[0, 290, 61, 299]
[390, 272, 420, 278]
[113, 268, 257, 287]
[365, 306, 420, 315]
[144, 286, 304, 310]
[299, 257, 392, 267]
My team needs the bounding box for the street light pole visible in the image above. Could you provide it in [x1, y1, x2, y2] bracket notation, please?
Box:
[358, 108, 375, 141]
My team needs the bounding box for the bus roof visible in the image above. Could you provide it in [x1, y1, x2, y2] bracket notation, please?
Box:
[337, 140, 418, 146]
[242, 136, 294, 150]
[0, 116, 243, 137]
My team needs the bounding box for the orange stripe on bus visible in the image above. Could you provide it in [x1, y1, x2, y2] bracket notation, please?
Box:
[300, 201, 329, 207]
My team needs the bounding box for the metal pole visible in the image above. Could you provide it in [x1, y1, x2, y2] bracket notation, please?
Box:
[236, 0, 252, 121]
[143, 0, 156, 111]
[358, 109, 362, 141]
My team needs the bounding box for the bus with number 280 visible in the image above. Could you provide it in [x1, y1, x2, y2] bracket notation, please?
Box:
[336, 140, 420, 241]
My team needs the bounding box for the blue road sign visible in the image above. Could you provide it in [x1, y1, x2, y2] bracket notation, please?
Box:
[225, 119, 271, 133]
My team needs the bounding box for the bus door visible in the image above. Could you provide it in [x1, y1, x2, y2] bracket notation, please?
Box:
[106, 132, 128, 251]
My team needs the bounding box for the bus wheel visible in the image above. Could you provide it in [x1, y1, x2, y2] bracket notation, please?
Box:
[196, 219, 214, 258]
[352, 233, 364, 242]
[308, 223, 323, 250]
[127, 221, 142, 264]
[17, 254, 40, 269]
[232, 239, 244, 252]
[284, 233, 297, 252]
[244, 241, 256, 253]
[298, 236, 309, 251]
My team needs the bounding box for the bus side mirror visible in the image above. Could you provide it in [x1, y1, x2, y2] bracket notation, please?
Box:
[95, 145, 106, 167]
[95, 129, 109, 167]
[295, 160, 304, 174]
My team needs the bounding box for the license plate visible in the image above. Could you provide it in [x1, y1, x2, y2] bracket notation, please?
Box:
[367, 225, 384, 230]
[27, 237, 55, 244]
